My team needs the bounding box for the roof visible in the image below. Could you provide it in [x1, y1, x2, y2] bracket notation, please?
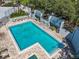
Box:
[50, 16, 64, 28]
[66, 27, 79, 56]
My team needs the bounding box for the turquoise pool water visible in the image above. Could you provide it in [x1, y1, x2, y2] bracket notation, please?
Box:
[29, 55, 38, 59]
[9, 21, 64, 54]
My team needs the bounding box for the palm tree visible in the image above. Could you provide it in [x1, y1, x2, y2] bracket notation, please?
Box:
[13, 0, 21, 13]
[13, 0, 16, 5]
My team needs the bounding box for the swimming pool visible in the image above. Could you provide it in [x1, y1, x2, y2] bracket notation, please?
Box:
[28, 55, 38, 59]
[9, 21, 64, 55]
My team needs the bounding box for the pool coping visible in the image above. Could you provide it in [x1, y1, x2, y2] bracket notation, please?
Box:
[6, 19, 64, 59]
[27, 53, 39, 59]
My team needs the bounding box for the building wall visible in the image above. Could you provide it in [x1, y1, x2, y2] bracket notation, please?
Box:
[0, 17, 9, 23]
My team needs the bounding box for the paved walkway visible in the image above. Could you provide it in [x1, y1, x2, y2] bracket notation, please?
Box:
[59, 28, 70, 38]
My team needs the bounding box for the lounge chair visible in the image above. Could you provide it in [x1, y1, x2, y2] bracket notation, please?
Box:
[3, 54, 9, 59]
[0, 55, 9, 59]
[0, 48, 10, 59]
[0, 49, 8, 53]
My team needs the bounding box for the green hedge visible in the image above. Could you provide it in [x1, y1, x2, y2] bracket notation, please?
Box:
[10, 10, 27, 18]
[3, 2, 14, 7]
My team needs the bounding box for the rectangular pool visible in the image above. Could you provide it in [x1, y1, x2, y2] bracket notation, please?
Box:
[9, 21, 64, 55]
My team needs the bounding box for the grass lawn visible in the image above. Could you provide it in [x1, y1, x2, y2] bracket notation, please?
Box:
[10, 10, 27, 18]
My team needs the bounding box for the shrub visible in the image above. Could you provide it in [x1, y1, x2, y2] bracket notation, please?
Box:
[10, 10, 27, 18]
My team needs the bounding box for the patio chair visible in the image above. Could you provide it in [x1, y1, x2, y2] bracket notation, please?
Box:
[49, 16, 64, 33]
[31, 10, 42, 21]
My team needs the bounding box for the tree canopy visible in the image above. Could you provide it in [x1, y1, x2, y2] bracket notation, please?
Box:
[20, 0, 30, 5]
[52, 0, 76, 20]
[20, 0, 78, 21]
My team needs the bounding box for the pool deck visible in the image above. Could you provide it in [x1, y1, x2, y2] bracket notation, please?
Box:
[0, 18, 64, 59]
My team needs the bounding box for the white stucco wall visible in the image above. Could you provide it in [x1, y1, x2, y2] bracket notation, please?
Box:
[0, 7, 18, 19]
